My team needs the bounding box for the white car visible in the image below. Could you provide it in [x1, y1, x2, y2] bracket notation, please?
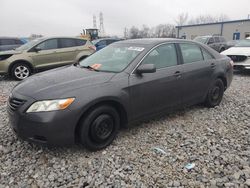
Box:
[221, 39, 250, 70]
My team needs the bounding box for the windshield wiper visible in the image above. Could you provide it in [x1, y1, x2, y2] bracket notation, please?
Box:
[81, 65, 99, 72]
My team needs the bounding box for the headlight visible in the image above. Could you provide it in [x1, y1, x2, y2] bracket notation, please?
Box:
[26, 98, 75, 113]
[0, 54, 13, 61]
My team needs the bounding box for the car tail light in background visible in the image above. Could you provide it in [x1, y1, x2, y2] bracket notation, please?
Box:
[229, 60, 234, 68]
[88, 45, 96, 51]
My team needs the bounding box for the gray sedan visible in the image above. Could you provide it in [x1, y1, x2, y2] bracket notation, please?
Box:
[7, 38, 233, 151]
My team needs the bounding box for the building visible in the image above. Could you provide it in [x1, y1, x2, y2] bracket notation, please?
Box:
[176, 19, 250, 40]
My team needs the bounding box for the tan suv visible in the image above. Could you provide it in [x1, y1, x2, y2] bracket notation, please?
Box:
[0, 37, 96, 80]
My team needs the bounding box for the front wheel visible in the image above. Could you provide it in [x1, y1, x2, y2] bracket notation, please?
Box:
[205, 79, 224, 107]
[78, 105, 120, 151]
[11, 63, 31, 80]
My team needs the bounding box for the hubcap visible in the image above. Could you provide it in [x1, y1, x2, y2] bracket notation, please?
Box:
[14, 66, 29, 79]
[90, 114, 114, 143]
[211, 86, 220, 101]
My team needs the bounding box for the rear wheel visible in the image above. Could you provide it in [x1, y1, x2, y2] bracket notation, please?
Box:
[78, 105, 120, 151]
[205, 79, 224, 107]
[11, 63, 31, 80]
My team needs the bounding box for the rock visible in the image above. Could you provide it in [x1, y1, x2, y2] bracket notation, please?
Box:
[245, 179, 250, 186]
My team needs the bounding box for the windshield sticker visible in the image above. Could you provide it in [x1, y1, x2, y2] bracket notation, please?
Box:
[128, 47, 145, 52]
[90, 64, 102, 69]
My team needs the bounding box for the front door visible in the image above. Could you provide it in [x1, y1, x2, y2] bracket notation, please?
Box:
[129, 43, 182, 120]
[29, 39, 60, 69]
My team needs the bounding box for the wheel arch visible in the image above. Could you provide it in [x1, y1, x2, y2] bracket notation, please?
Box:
[74, 98, 128, 143]
[8, 59, 34, 74]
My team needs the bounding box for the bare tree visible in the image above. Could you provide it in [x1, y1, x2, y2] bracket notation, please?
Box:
[188, 14, 230, 24]
[217, 14, 230, 22]
[129, 26, 140, 39]
[175, 13, 189, 26]
[154, 24, 176, 38]
[139, 25, 150, 38]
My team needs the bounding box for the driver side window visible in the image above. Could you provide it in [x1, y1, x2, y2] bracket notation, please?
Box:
[142, 44, 178, 69]
[36, 39, 58, 50]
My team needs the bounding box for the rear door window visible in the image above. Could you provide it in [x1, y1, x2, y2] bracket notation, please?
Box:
[36, 39, 58, 50]
[214, 37, 220, 43]
[75, 39, 86, 46]
[208, 37, 214, 44]
[201, 48, 214, 60]
[220, 37, 226, 42]
[179, 43, 203, 64]
[59, 38, 76, 48]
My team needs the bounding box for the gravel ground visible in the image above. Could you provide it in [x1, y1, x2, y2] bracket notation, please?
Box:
[0, 73, 249, 188]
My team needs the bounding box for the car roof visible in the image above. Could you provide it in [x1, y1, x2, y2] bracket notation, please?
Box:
[39, 36, 88, 41]
[115, 38, 193, 46]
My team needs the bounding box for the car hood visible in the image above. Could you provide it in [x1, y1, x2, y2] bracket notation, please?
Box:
[13, 65, 115, 99]
[0, 50, 23, 55]
[221, 47, 250, 56]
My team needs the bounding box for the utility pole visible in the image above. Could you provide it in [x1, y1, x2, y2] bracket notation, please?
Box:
[99, 12, 105, 37]
[93, 15, 97, 28]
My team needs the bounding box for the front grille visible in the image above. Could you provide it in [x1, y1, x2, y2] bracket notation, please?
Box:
[8, 98, 26, 111]
[228, 55, 247, 62]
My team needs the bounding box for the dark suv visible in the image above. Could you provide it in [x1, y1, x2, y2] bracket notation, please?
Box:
[194, 36, 228, 52]
[0, 37, 25, 51]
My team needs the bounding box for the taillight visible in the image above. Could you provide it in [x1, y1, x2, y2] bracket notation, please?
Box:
[88, 45, 96, 51]
[229, 60, 234, 67]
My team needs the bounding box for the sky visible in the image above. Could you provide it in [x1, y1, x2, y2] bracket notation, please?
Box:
[0, 0, 249, 37]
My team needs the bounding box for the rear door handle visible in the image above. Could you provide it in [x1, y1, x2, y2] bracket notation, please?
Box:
[174, 71, 181, 78]
[211, 63, 216, 69]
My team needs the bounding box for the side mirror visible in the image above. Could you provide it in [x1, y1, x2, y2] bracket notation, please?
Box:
[136, 64, 156, 74]
[34, 47, 42, 52]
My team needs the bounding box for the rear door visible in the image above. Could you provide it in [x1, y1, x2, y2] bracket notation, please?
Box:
[57, 38, 78, 65]
[129, 43, 182, 120]
[178, 43, 216, 106]
[29, 39, 60, 69]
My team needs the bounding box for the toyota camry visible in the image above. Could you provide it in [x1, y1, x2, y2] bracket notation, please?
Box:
[7, 38, 233, 151]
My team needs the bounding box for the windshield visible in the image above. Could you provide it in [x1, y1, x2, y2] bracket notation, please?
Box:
[235, 39, 250, 47]
[15, 38, 43, 51]
[194, 36, 209, 44]
[79, 44, 145, 72]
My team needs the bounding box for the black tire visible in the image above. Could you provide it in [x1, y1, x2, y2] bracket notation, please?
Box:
[11, 62, 31, 80]
[79, 105, 120, 151]
[205, 79, 224, 108]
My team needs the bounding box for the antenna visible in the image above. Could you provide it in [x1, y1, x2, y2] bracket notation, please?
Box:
[99, 12, 105, 36]
[93, 15, 97, 28]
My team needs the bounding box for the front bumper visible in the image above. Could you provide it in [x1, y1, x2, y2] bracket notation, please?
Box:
[234, 63, 250, 70]
[7, 92, 78, 146]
